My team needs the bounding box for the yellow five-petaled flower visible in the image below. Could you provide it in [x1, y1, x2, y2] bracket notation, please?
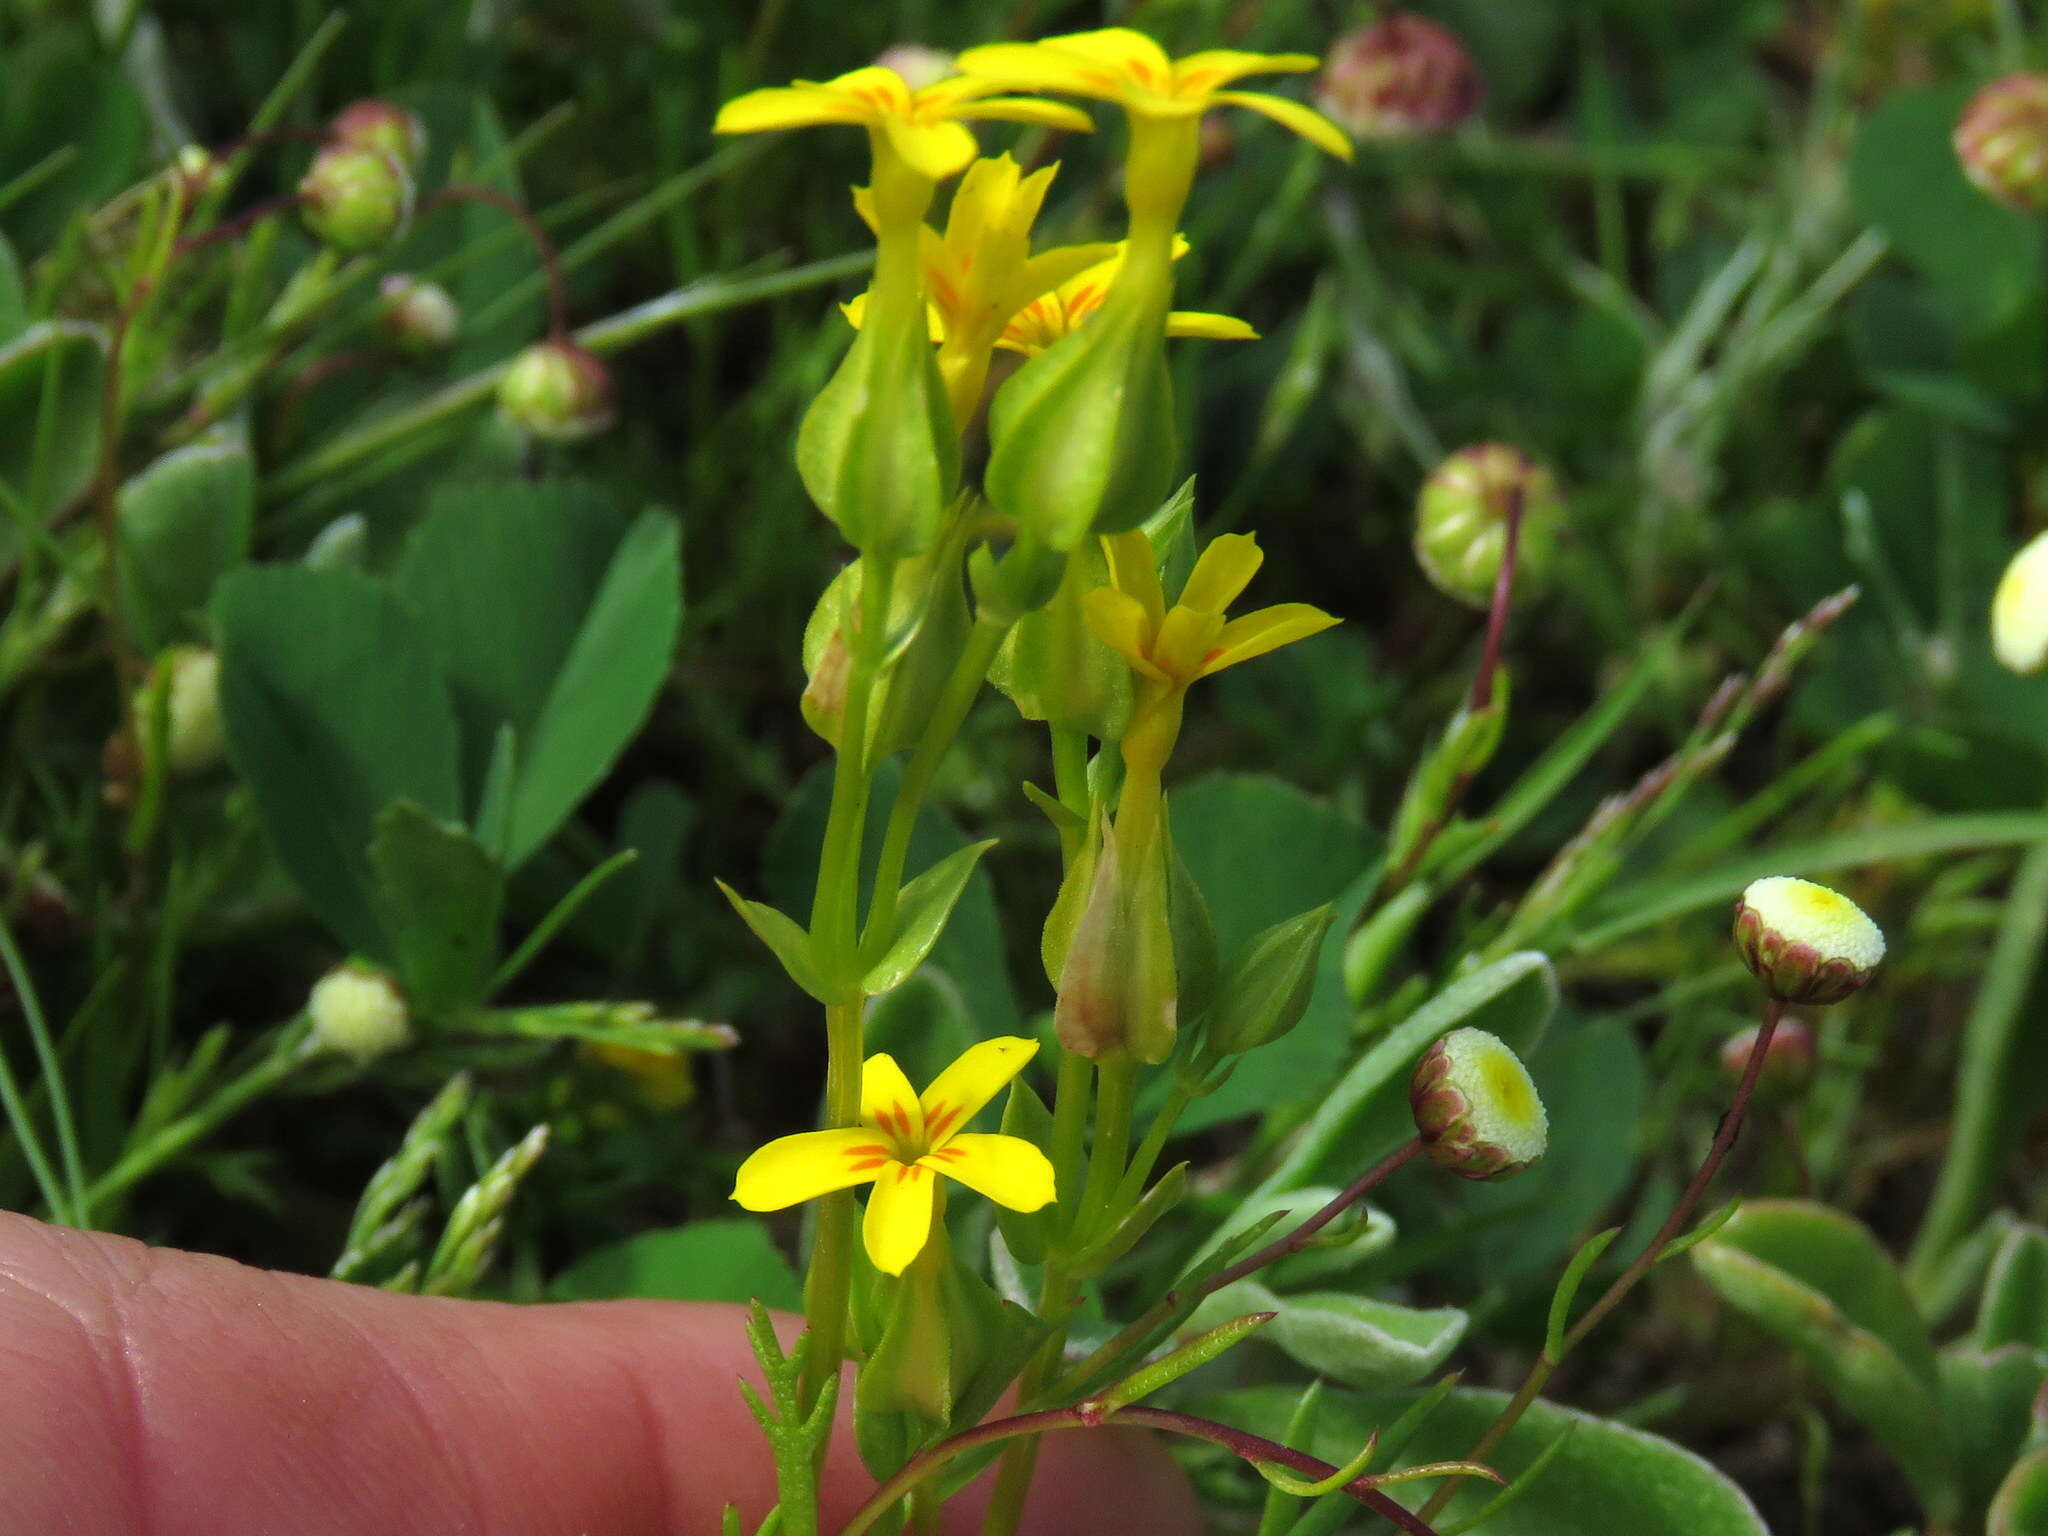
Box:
[999, 240, 1256, 357]
[732, 1038, 1055, 1275]
[713, 65, 1094, 182]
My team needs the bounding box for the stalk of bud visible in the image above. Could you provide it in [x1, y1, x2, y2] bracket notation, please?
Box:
[497, 340, 616, 441]
[1315, 15, 1481, 142]
[308, 962, 412, 1063]
[1718, 1019, 1816, 1103]
[299, 144, 413, 252]
[1992, 530, 2048, 675]
[1410, 1026, 1547, 1181]
[377, 274, 460, 355]
[1955, 74, 2048, 215]
[329, 99, 428, 172]
[1415, 443, 1562, 608]
[1732, 877, 1885, 1006]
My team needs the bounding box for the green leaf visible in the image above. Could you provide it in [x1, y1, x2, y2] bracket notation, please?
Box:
[0, 232, 23, 340]
[1694, 1201, 1956, 1517]
[0, 33, 147, 248]
[1246, 951, 1558, 1203]
[1188, 1279, 1465, 1390]
[395, 480, 682, 866]
[1201, 1384, 1770, 1535]
[368, 802, 504, 1018]
[116, 436, 254, 653]
[550, 1217, 799, 1309]
[717, 882, 830, 1003]
[214, 567, 463, 959]
[1942, 1344, 2048, 1519]
[1991, 1447, 2048, 1536]
[0, 322, 103, 533]
[1204, 1185, 1398, 1290]
[1979, 1223, 2048, 1355]
[862, 839, 998, 996]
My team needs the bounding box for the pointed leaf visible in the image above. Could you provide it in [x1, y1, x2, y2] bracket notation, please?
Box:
[1978, 1222, 2048, 1355]
[717, 882, 830, 1002]
[116, 435, 253, 652]
[1189, 1279, 1465, 1390]
[369, 801, 504, 1017]
[861, 840, 998, 996]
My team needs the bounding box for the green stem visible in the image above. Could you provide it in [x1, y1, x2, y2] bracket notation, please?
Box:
[1111, 1074, 1200, 1214]
[798, 999, 864, 1414]
[860, 616, 1010, 961]
[980, 1265, 1076, 1536]
[83, 1025, 308, 1217]
[1076, 1058, 1139, 1242]
[0, 913, 85, 1222]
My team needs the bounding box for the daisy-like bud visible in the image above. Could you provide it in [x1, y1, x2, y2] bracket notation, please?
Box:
[1415, 443, 1563, 608]
[1992, 530, 2048, 674]
[376, 274, 460, 355]
[1315, 15, 1481, 142]
[497, 339, 616, 441]
[308, 962, 411, 1064]
[874, 44, 956, 91]
[1955, 74, 2048, 215]
[1410, 1026, 1548, 1181]
[1733, 877, 1885, 1006]
[134, 647, 227, 777]
[1718, 1018, 1817, 1103]
[171, 145, 223, 203]
[298, 144, 413, 253]
[329, 99, 428, 172]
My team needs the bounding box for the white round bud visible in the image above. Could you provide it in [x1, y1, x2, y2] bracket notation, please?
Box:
[308, 964, 411, 1063]
[1410, 1026, 1548, 1180]
[1734, 877, 1885, 1006]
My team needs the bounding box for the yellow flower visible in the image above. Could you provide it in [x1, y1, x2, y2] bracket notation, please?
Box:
[956, 30, 1352, 162]
[714, 65, 1094, 182]
[999, 241, 1256, 357]
[732, 1038, 1055, 1275]
[1084, 529, 1338, 694]
[583, 1041, 695, 1110]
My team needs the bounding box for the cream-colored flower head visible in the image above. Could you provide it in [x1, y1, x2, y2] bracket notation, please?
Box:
[308, 963, 411, 1064]
[1992, 530, 2048, 675]
[1734, 877, 1884, 1006]
[1410, 1026, 1547, 1181]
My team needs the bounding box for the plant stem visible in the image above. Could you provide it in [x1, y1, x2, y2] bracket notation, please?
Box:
[1419, 1000, 1784, 1520]
[427, 184, 571, 339]
[0, 915, 85, 1223]
[1060, 1139, 1424, 1399]
[1075, 1057, 1138, 1240]
[798, 997, 866, 1415]
[979, 1265, 1074, 1536]
[849, 1403, 1449, 1536]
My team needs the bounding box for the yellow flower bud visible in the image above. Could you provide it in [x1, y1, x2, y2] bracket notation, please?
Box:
[1992, 530, 2048, 675]
[1410, 1027, 1547, 1181]
[1732, 877, 1885, 1006]
[308, 963, 411, 1063]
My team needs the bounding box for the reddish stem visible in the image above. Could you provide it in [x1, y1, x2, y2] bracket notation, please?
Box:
[172, 192, 301, 258]
[425, 183, 570, 338]
[1468, 484, 1525, 716]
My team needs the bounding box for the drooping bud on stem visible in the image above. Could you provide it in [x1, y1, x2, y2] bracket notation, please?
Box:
[376, 274, 460, 355]
[329, 99, 428, 172]
[1718, 1018, 1816, 1103]
[308, 962, 412, 1063]
[1955, 74, 2048, 215]
[497, 339, 616, 441]
[299, 144, 414, 252]
[1415, 443, 1562, 609]
[1410, 1027, 1547, 1181]
[1732, 877, 1885, 1006]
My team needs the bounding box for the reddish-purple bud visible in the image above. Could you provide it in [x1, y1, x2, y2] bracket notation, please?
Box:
[1733, 877, 1884, 1007]
[1315, 15, 1481, 142]
[1718, 1018, 1817, 1103]
[1956, 74, 2048, 215]
[330, 99, 428, 172]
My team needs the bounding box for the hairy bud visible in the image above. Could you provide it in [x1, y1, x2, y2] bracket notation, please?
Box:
[1315, 15, 1481, 142]
[1410, 1026, 1547, 1181]
[1955, 74, 2048, 215]
[1733, 877, 1885, 1006]
[1414, 443, 1562, 608]
[497, 340, 616, 441]
[376, 274, 460, 355]
[308, 963, 411, 1064]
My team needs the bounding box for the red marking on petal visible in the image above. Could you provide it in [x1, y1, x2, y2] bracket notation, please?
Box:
[845, 1144, 889, 1158]
[846, 1158, 891, 1172]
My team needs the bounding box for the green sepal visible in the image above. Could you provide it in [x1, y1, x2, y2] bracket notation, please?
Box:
[716, 881, 833, 1002]
[368, 801, 504, 1019]
[1200, 904, 1334, 1058]
[1070, 1162, 1188, 1280]
[862, 840, 998, 995]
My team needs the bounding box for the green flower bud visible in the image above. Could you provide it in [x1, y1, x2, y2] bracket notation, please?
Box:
[982, 270, 1177, 552]
[1993, 529, 2048, 675]
[1414, 443, 1562, 608]
[1202, 905, 1334, 1057]
[308, 962, 411, 1063]
[497, 340, 615, 441]
[134, 646, 227, 778]
[1733, 877, 1885, 1006]
[171, 144, 223, 203]
[1411, 1026, 1547, 1181]
[298, 144, 413, 253]
[1315, 15, 1482, 142]
[329, 99, 428, 172]
[1955, 74, 2048, 215]
[987, 543, 1134, 738]
[376, 274, 460, 355]
[1052, 820, 1178, 1063]
[1718, 1018, 1817, 1103]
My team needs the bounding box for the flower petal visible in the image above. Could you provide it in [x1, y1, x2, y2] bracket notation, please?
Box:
[1203, 602, 1342, 677]
[714, 86, 871, 136]
[1082, 588, 1169, 682]
[1167, 309, 1258, 341]
[733, 1128, 889, 1210]
[1212, 90, 1354, 161]
[1172, 50, 1318, 96]
[1045, 28, 1176, 93]
[1178, 532, 1264, 617]
[951, 97, 1098, 133]
[919, 1036, 1040, 1147]
[1152, 605, 1227, 682]
[818, 66, 915, 116]
[882, 115, 980, 180]
[1010, 242, 1120, 313]
[953, 41, 1117, 99]
[922, 1133, 1056, 1212]
[1102, 528, 1167, 628]
[862, 1160, 938, 1275]
[863, 1052, 928, 1150]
